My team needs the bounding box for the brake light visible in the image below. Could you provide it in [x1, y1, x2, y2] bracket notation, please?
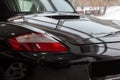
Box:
[8, 33, 68, 52]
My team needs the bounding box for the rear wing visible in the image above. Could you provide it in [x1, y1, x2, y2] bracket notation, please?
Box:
[88, 59, 120, 80]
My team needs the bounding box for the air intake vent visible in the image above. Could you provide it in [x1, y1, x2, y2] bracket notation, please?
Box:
[47, 15, 80, 19]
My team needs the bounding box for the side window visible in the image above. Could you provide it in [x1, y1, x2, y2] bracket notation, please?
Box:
[40, 0, 54, 11]
[6, 0, 44, 12]
[18, 0, 33, 12]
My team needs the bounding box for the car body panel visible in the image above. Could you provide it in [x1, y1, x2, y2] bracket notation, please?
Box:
[1, 0, 120, 80]
[10, 15, 120, 57]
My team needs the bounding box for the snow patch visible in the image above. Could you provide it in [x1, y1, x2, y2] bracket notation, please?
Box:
[94, 6, 120, 20]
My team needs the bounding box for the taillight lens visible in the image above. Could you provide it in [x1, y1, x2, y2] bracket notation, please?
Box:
[8, 33, 68, 52]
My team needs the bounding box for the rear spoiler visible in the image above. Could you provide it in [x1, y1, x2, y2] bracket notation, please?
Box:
[88, 59, 120, 80]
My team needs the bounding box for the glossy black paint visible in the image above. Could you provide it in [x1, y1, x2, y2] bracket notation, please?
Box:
[0, 0, 120, 80]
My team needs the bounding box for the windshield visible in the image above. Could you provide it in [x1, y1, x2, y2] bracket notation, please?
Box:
[6, 0, 74, 13]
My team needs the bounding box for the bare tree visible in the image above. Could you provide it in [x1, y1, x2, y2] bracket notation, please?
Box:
[73, 0, 119, 15]
[97, 0, 119, 15]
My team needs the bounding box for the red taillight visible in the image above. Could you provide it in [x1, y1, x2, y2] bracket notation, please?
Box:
[8, 33, 68, 52]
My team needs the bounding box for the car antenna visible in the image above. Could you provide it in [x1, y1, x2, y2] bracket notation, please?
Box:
[55, 19, 65, 30]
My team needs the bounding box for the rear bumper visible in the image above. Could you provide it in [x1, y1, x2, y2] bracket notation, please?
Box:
[88, 59, 120, 80]
[0, 51, 116, 67]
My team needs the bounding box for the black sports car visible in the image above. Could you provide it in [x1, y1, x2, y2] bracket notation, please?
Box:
[0, 0, 120, 80]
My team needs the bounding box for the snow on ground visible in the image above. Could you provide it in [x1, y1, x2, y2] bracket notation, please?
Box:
[94, 6, 120, 20]
[93, 6, 120, 26]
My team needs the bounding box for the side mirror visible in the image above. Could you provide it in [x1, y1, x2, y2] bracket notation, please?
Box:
[88, 59, 120, 80]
